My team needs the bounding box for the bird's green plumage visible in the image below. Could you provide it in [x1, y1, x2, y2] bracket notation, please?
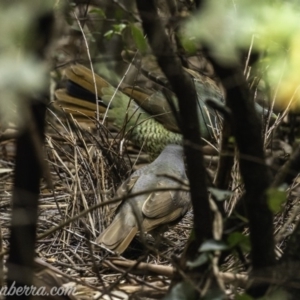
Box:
[100, 86, 183, 156]
[55, 64, 275, 158]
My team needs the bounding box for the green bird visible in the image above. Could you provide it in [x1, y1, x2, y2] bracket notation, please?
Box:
[54, 63, 274, 158]
[96, 144, 190, 254]
[55, 64, 223, 156]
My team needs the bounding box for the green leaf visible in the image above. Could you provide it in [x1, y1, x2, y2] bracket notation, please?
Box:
[266, 188, 286, 213]
[130, 24, 147, 52]
[199, 239, 228, 252]
[186, 253, 209, 268]
[208, 187, 232, 201]
[228, 136, 235, 144]
[163, 281, 197, 300]
[104, 29, 114, 40]
[180, 34, 197, 54]
[89, 8, 106, 18]
[69, 25, 82, 32]
[113, 23, 127, 34]
[232, 211, 249, 224]
[227, 232, 251, 252]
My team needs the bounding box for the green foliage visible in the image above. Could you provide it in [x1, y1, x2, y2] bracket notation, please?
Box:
[266, 187, 287, 213]
[129, 24, 147, 53]
[183, 1, 299, 63]
[103, 30, 114, 40]
[182, 1, 300, 110]
[208, 187, 233, 202]
[0, 1, 51, 127]
[199, 239, 228, 252]
[104, 23, 127, 40]
[163, 281, 197, 300]
[228, 136, 236, 144]
[186, 253, 209, 268]
[104, 22, 148, 53]
[165, 272, 226, 299]
[187, 240, 228, 268]
[236, 294, 254, 300]
[179, 34, 197, 55]
[89, 8, 106, 18]
[113, 23, 127, 34]
[227, 232, 251, 252]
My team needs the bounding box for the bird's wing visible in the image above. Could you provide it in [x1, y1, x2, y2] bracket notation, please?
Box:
[67, 63, 181, 132]
[141, 180, 187, 219]
[142, 183, 190, 232]
[110, 163, 151, 213]
[58, 65, 153, 130]
[115, 174, 139, 198]
[142, 208, 183, 232]
[108, 174, 141, 216]
[122, 87, 180, 133]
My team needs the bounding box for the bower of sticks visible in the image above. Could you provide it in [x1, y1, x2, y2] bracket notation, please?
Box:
[0, 110, 195, 299]
[0, 88, 298, 299]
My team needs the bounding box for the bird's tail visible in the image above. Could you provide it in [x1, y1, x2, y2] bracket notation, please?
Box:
[54, 64, 151, 131]
[96, 214, 138, 254]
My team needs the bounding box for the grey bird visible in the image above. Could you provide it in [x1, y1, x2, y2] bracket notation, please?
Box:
[96, 144, 190, 254]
